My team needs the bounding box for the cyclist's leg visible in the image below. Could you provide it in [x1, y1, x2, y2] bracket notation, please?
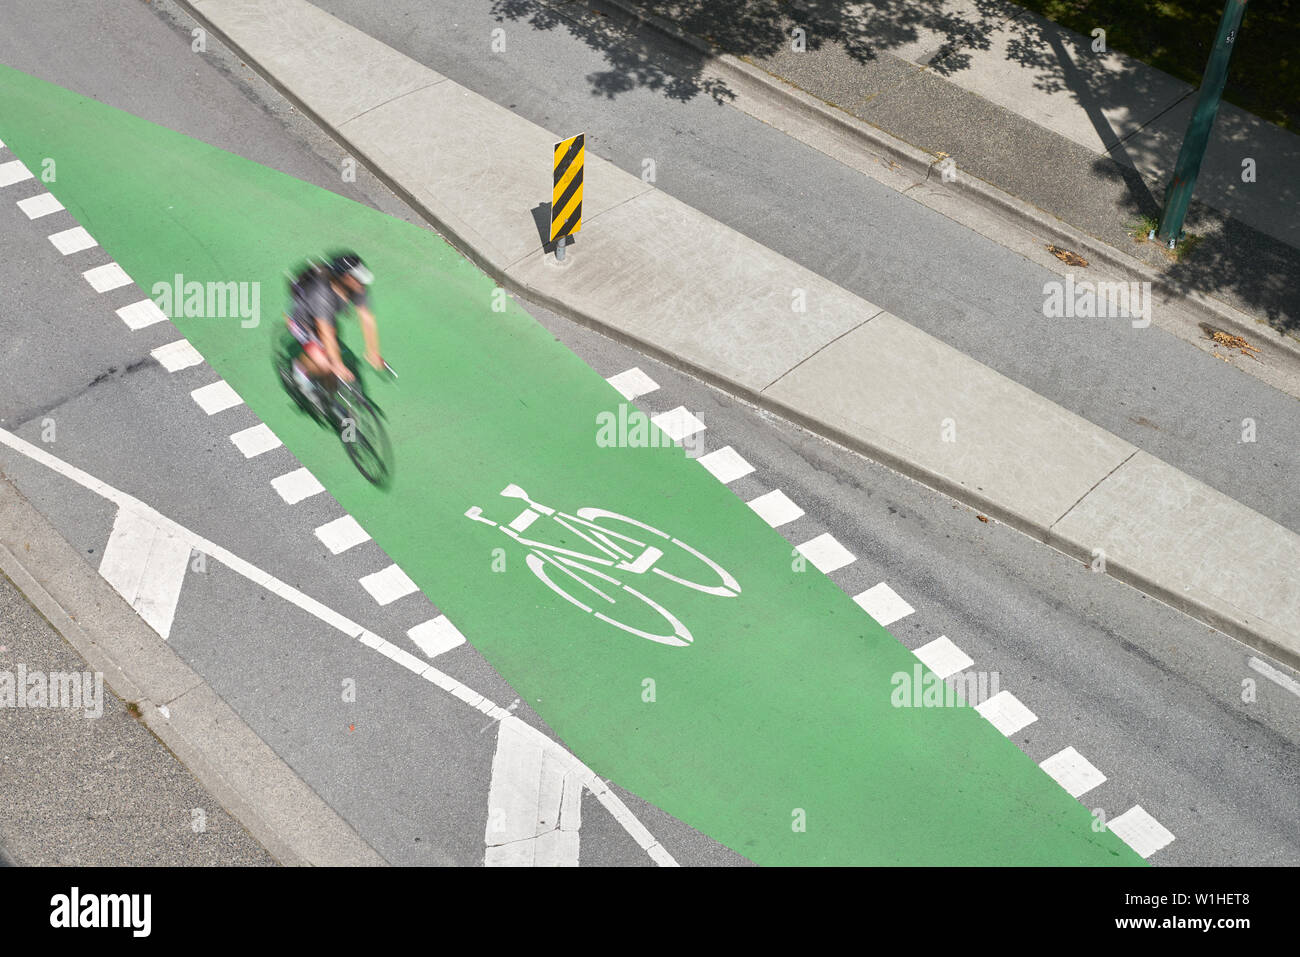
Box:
[286, 316, 333, 406]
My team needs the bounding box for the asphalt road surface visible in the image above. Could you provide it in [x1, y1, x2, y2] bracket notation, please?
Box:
[0, 0, 1295, 865]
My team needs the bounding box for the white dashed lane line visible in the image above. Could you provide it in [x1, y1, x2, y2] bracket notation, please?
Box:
[408, 615, 468, 659]
[651, 406, 706, 442]
[606, 366, 659, 401]
[1108, 806, 1177, 859]
[602, 364, 1178, 861]
[82, 262, 132, 293]
[315, 514, 370, 554]
[747, 488, 804, 528]
[794, 532, 856, 574]
[230, 423, 281, 458]
[271, 467, 325, 505]
[17, 192, 63, 219]
[116, 299, 169, 330]
[697, 445, 754, 483]
[48, 225, 97, 255]
[151, 339, 204, 372]
[0, 159, 34, 187]
[852, 582, 914, 626]
[913, 635, 974, 681]
[1040, 746, 1108, 799]
[359, 563, 419, 606]
[190, 379, 243, 415]
[974, 690, 1039, 736]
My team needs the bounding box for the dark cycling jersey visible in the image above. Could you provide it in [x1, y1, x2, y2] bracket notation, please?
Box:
[289, 271, 369, 343]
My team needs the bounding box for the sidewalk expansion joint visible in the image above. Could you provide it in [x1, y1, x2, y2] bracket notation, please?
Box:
[1049, 448, 1139, 532]
[340, 78, 449, 127]
[758, 309, 883, 393]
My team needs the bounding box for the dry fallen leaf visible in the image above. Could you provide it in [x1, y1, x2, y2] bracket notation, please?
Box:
[1047, 245, 1088, 267]
[1200, 323, 1261, 361]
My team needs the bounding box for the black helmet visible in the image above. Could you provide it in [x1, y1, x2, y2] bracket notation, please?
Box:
[328, 252, 373, 285]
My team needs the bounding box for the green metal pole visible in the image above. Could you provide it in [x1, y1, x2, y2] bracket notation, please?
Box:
[1155, 0, 1249, 246]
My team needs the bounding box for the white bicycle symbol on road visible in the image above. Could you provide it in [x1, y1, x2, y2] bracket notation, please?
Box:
[466, 484, 741, 646]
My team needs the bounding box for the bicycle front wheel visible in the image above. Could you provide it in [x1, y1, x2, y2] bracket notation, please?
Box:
[334, 389, 393, 487]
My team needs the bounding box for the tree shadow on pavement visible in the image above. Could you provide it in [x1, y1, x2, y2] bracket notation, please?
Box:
[490, 0, 1299, 336]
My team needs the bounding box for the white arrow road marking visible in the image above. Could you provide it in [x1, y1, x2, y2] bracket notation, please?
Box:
[1248, 656, 1300, 698]
[0, 424, 675, 865]
[98, 507, 192, 640]
[485, 716, 582, 866]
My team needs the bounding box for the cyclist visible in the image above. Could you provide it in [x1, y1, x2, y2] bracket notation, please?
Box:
[286, 252, 383, 410]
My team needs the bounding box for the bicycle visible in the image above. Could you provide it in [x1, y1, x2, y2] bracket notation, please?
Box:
[466, 483, 741, 646]
[272, 329, 396, 487]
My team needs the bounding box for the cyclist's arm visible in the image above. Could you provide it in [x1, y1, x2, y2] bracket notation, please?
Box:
[317, 317, 352, 382]
[356, 304, 381, 368]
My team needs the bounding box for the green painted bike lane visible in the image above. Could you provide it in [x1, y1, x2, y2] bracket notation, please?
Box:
[0, 64, 1142, 865]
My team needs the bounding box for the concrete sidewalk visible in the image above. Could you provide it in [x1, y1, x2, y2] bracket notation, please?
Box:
[182, 0, 1299, 669]
[601, 0, 1300, 343]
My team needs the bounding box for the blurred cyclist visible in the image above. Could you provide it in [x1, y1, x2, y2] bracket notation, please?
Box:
[286, 252, 383, 408]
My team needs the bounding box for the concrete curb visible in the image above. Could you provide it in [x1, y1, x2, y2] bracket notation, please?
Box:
[595, 0, 1300, 362]
[0, 474, 387, 867]
[173, 0, 1299, 670]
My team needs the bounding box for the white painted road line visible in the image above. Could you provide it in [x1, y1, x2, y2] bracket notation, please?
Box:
[98, 507, 192, 640]
[697, 445, 755, 484]
[1248, 656, 1300, 698]
[0, 424, 677, 867]
[408, 615, 467, 659]
[974, 690, 1038, 737]
[359, 564, 419, 605]
[1039, 746, 1107, 799]
[1108, 806, 1175, 858]
[271, 467, 324, 505]
[82, 262, 133, 293]
[229, 424, 281, 458]
[853, 582, 915, 626]
[651, 406, 706, 442]
[747, 488, 804, 528]
[485, 716, 581, 866]
[48, 225, 97, 255]
[0, 159, 34, 187]
[150, 339, 203, 372]
[606, 367, 659, 401]
[913, 635, 974, 681]
[116, 299, 169, 330]
[314, 514, 370, 554]
[17, 192, 63, 219]
[191, 380, 243, 415]
[795, 532, 856, 574]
